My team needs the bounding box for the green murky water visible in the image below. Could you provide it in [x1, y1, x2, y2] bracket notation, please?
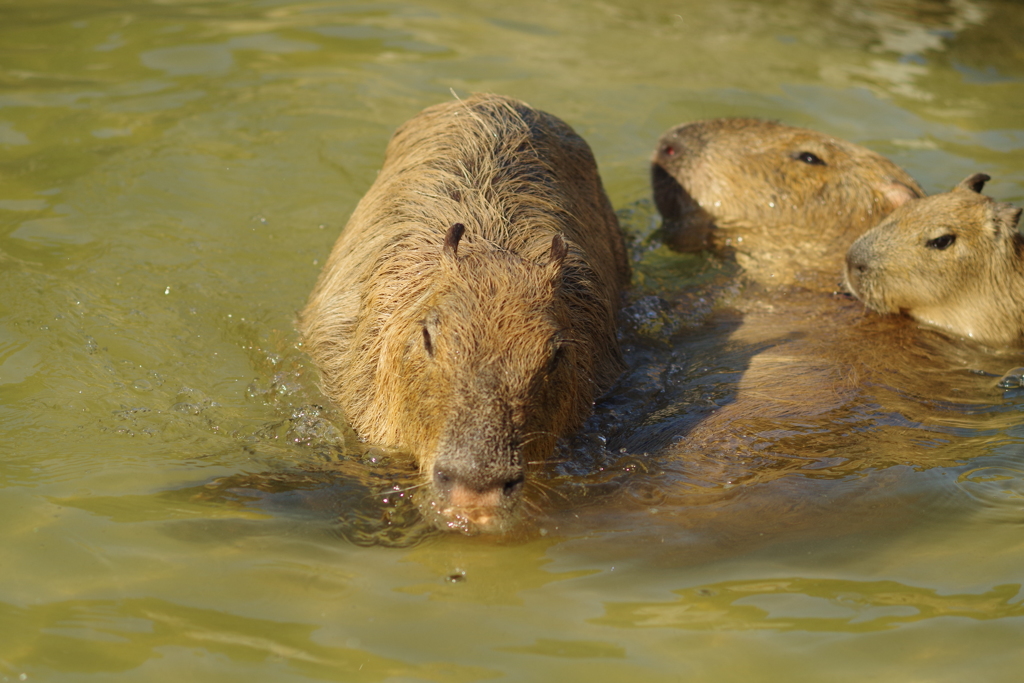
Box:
[2, 0, 1024, 680]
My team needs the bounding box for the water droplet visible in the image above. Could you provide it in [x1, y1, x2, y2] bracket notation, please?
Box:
[997, 367, 1024, 388]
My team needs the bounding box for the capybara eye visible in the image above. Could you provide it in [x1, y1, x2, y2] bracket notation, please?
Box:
[422, 325, 434, 357]
[794, 151, 826, 166]
[925, 234, 956, 250]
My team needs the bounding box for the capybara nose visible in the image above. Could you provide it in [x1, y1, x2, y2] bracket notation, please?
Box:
[433, 465, 524, 530]
[501, 474, 524, 497]
[448, 484, 501, 527]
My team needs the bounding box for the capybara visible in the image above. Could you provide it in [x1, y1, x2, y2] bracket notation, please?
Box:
[845, 173, 1024, 347]
[651, 118, 925, 288]
[299, 93, 630, 534]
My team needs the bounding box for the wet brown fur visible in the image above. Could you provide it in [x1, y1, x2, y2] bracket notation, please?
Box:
[299, 93, 629, 533]
[845, 173, 1024, 347]
[652, 118, 924, 288]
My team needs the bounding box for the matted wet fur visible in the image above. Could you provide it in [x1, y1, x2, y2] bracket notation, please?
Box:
[845, 173, 1024, 347]
[652, 118, 924, 289]
[300, 93, 629, 534]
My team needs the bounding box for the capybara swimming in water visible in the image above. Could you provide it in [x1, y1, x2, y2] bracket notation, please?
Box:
[300, 93, 630, 534]
[622, 119, 941, 471]
[845, 173, 1024, 347]
[651, 118, 924, 288]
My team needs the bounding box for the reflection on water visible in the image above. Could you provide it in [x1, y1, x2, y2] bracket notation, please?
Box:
[956, 460, 1024, 522]
[2, 0, 1024, 680]
[0, 597, 497, 681]
[595, 577, 1024, 632]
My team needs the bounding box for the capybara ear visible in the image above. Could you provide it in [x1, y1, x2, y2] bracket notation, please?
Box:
[882, 180, 923, 209]
[994, 202, 1023, 237]
[547, 234, 568, 284]
[549, 234, 568, 265]
[443, 222, 466, 259]
[956, 173, 991, 194]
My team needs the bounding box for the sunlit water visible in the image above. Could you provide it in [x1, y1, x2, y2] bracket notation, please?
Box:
[2, 0, 1024, 681]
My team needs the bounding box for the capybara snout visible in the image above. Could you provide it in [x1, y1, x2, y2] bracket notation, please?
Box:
[300, 94, 629, 534]
[845, 173, 1024, 346]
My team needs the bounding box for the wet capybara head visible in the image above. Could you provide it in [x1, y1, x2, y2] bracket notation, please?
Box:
[300, 94, 628, 534]
[354, 226, 598, 533]
[845, 173, 1024, 347]
[651, 118, 924, 286]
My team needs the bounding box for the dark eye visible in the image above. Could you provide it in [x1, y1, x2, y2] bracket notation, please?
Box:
[925, 234, 956, 250]
[794, 151, 826, 166]
[422, 325, 434, 357]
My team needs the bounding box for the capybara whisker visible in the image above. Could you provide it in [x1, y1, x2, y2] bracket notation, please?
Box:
[523, 479, 569, 506]
[385, 481, 430, 495]
[518, 430, 557, 439]
[300, 93, 629, 535]
[517, 431, 557, 450]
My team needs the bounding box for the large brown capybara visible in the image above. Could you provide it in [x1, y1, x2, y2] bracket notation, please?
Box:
[845, 173, 1024, 347]
[651, 118, 925, 288]
[299, 93, 630, 534]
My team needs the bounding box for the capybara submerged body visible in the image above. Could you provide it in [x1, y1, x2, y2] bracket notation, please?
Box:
[300, 93, 629, 534]
[651, 118, 924, 288]
[845, 173, 1024, 347]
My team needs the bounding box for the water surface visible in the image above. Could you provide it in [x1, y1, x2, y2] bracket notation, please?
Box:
[2, 0, 1024, 680]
